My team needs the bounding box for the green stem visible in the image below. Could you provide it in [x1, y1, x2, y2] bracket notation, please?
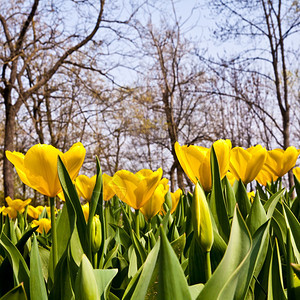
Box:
[93, 252, 98, 269]
[147, 221, 151, 232]
[204, 251, 212, 282]
[135, 209, 140, 239]
[50, 197, 57, 271]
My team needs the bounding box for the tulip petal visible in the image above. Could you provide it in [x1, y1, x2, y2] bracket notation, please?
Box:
[63, 142, 86, 180]
[293, 167, 300, 181]
[213, 139, 232, 178]
[140, 178, 169, 220]
[75, 174, 96, 202]
[24, 144, 62, 197]
[229, 147, 250, 182]
[103, 173, 115, 201]
[281, 146, 299, 177]
[6, 151, 31, 187]
[175, 142, 202, 184]
[112, 170, 140, 209]
[170, 189, 182, 214]
[245, 146, 267, 183]
[135, 168, 163, 209]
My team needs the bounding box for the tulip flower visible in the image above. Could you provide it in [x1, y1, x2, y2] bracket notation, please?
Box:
[170, 188, 182, 214]
[192, 182, 213, 281]
[6, 142, 86, 198]
[293, 167, 300, 182]
[192, 182, 214, 252]
[32, 218, 51, 234]
[3, 196, 31, 219]
[102, 173, 115, 201]
[111, 168, 163, 210]
[226, 171, 236, 186]
[82, 203, 89, 222]
[247, 191, 255, 203]
[91, 215, 102, 253]
[255, 168, 278, 186]
[75, 174, 96, 202]
[27, 205, 53, 219]
[175, 139, 232, 191]
[229, 145, 267, 184]
[140, 178, 169, 221]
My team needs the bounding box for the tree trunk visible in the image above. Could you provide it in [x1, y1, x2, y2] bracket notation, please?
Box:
[3, 103, 16, 200]
[162, 91, 184, 190]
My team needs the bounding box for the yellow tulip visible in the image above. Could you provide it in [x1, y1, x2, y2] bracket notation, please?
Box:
[75, 174, 96, 202]
[103, 173, 115, 201]
[293, 167, 300, 182]
[264, 147, 299, 177]
[226, 171, 236, 186]
[247, 191, 255, 203]
[170, 188, 182, 214]
[32, 218, 51, 234]
[111, 168, 163, 210]
[6, 142, 86, 198]
[82, 203, 89, 222]
[140, 178, 169, 221]
[229, 145, 267, 184]
[175, 139, 232, 191]
[192, 182, 214, 252]
[3, 196, 31, 219]
[27, 205, 53, 219]
[255, 168, 278, 186]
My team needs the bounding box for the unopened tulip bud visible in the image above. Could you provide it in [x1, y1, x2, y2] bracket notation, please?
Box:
[164, 190, 173, 211]
[91, 215, 102, 253]
[192, 182, 214, 252]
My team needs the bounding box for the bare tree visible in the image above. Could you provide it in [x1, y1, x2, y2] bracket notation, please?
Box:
[207, 0, 300, 186]
[127, 2, 216, 191]
[0, 0, 107, 198]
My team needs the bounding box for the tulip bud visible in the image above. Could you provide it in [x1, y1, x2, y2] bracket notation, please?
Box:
[15, 225, 22, 242]
[164, 190, 173, 211]
[192, 182, 214, 252]
[91, 215, 102, 253]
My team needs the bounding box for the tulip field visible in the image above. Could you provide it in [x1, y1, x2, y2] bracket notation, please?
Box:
[0, 140, 300, 299]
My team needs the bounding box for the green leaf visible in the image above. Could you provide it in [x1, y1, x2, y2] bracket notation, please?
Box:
[0, 233, 30, 297]
[156, 226, 191, 300]
[103, 243, 119, 269]
[223, 175, 236, 219]
[235, 179, 251, 219]
[246, 193, 267, 235]
[0, 283, 27, 300]
[282, 201, 300, 262]
[170, 233, 186, 259]
[267, 239, 287, 300]
[110, 224, 131, 250]
[127, 239, 160, 300]
[30, 234, 48, 300]
[57, 156, 87, 251]
[189, 284, 204, 300]
[131, 230, 147, 266]
[264, 189, 285, 219]
[48, 249, 75, 300]
[197, 207, 252, 299]
[74, 255, 100, 299]
[87, 158, 103, 260]
[286, 229, 300, 299]
[93, 269, 118, 300]
[128, 247, 138, 278]
[236, 221, 270, 299]
[294, 174, 300, 200]
[0, 226, 37, 296]
[209, 146, 230, 242]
